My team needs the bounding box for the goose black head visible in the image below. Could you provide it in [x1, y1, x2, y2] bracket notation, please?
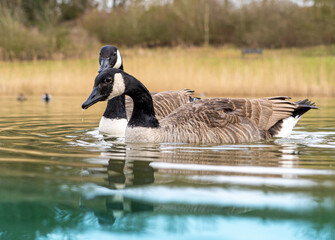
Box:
[82, 69, 126, 109]
[98, 45, 123, 73]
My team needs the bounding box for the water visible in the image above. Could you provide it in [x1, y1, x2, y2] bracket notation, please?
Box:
[0, 96, 334, 240]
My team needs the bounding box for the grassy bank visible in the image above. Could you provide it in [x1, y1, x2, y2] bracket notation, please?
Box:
[0, 46, 334, 97]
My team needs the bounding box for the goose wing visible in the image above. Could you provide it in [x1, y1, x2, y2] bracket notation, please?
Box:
[159, 97, 297, 144]
[152, 89, 196, 120]
[125, 89, 196, 120]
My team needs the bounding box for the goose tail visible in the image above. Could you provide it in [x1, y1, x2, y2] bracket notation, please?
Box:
[270, 99, 318, 138]
[292, 99, 318, 117]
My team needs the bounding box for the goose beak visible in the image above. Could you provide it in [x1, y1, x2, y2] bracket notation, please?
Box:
[98, 58, 110, 73]
[82, 87, 107, 109]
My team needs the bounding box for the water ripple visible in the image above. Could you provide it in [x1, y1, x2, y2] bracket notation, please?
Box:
[1, 96, 335, 239]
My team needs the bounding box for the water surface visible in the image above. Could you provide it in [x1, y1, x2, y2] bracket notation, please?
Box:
[0, 96, 334, 240]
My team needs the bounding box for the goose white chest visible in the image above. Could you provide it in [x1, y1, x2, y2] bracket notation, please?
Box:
[98, 117, 128, 137]
[125, 126, 161, 143]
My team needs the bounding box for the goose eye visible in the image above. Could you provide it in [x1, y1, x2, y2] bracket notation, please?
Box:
[105, 77, 112, 83]
[113, 52, 117, 56]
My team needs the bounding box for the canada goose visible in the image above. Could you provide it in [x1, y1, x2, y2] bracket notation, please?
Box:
[98, 45, 123, 74]
[96, 45, 197, 136]
[82, 69, 317, 144]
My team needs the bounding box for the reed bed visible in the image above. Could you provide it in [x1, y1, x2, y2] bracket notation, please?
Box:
[0, 47, 334, 97]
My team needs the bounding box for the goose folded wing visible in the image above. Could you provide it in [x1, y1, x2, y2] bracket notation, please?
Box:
[125, 89, 196, 121]
[204, 97, 297, 130]
[152, 89, 196, 120]
[159, 97, 297, 144]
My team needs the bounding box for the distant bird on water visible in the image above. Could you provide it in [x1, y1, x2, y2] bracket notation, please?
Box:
[42, 93, 52, 102]
[17, 93, 27, 101]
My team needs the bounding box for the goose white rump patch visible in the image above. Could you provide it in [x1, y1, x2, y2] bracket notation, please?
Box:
[98, 117, 127, 137]
[274, 116, 301, 138]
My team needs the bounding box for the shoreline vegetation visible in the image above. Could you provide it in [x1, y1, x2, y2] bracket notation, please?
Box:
[1, 0, 335, 61]
[0, 46, 334, 97]
[0, 0, 334, 97]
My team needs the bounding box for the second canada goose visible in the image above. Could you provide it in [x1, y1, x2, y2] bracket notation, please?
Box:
[82, 69, 317, 144]
[95, 45, 197, 136]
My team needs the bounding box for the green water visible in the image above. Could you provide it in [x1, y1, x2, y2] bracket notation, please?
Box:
[0, 96, 334, 240]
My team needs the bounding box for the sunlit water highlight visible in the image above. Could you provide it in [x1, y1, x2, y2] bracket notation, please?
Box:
[0, 96, 334, 240]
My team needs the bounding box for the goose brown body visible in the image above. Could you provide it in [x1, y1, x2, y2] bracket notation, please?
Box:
[169, 97, 299, 143]
[125, 97, 306, 143]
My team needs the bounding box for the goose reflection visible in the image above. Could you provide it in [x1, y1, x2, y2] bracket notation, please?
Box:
[79, 140, 335, 230]
[106, 158, 155, 189]
[82, 139, 334, 193]
[83, 141, 298, 190]
[1, 140, 333, 238]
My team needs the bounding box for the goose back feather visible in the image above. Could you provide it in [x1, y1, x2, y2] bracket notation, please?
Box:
[125, 89, 196, 121]
[159, 98, 293, 143]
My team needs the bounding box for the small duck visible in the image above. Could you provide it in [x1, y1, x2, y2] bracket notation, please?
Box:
[42, 93, 52, 102]
[17, 93, 27, 101]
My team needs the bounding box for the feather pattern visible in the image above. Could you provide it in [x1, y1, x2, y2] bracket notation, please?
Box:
[159, 98, 292, 143]
[126, 97, 316, 144]
[125, 89, 196, 121]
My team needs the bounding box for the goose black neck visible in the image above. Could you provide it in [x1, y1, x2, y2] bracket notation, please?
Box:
[124, 74, 159, 128]
[103, 95, 127, 120]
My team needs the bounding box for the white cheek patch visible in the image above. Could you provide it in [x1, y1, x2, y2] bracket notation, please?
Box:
[108, 73, 125, 99]
[113, 50, 122, 69]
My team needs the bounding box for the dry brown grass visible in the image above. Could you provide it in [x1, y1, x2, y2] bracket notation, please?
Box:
[0, 46, 334, 97]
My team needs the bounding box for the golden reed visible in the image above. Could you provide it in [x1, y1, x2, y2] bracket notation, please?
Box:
[0, 46, 334, 97]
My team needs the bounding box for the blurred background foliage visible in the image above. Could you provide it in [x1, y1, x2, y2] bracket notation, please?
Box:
[0, 0, 334, 60]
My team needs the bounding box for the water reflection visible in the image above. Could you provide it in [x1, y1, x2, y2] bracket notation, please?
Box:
[0, 97, 335, 239]
[76, 139, 335, 239]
